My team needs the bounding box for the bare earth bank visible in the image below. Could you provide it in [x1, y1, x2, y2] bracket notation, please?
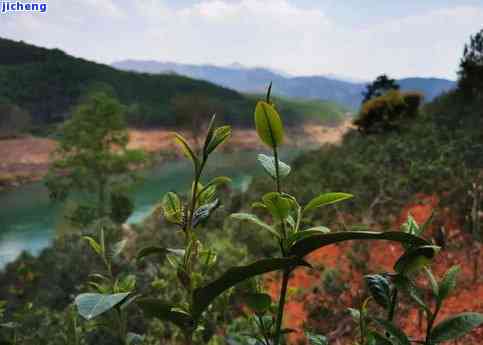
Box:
[0, 121, 352, 189]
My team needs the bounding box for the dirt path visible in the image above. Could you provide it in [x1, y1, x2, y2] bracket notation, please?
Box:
[0, 121, 352, 189]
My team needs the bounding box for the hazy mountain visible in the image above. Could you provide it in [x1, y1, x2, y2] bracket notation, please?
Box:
[112, 60, 456, 109]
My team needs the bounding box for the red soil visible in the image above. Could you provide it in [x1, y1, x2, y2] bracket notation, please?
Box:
[265, 193, 483, 344]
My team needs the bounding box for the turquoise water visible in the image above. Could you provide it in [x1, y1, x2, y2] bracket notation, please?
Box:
[0, 150, 299, 267]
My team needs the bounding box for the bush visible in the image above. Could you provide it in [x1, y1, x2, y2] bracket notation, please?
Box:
[354, 90, 422, 134]
[0, 104, 31, 138]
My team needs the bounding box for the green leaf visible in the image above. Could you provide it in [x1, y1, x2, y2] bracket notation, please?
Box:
[126, 333, 145, 345]
[423, 268, 439, 299]
[111, 239, 127, 259]
[364, 274, 392, 310]
[230, 213, 280, 239]
[372, 318, 410, 345]
[74, 292, 130, 320]
[393, 275, 428, 312]
[205, 126, 232, 155]
[303, 193, 353, 214]
[82, 236, 102, 255]
[137, 246, 185, 260]
[137, 299, 193, 329]
[200, 176, 232, 194]
[254, 101, 284, 148]
[192, 199, 220, 228]
[257, 154, 291, 179]
[161, 192, 184, 225]
[394, 246, 440, 275]
[192, 257, 306, 319]
[173, 133, 199, 170]
[438, 265, 460, 301]
[431, 312, 483, 343]
[244, 293, 272, 314]
[287, 227, 331, 246]
[289, 231, 430, 258]
[262, 192, 293, 220]
[306, 332, 328, 345]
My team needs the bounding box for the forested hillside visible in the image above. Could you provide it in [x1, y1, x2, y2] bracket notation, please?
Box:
[0, 38, 249, 126]
[0, 38, 347, 129]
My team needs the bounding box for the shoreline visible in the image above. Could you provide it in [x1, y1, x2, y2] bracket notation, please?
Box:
[0, 122, 352, 191]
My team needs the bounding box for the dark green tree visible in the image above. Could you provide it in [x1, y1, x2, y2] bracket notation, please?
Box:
[362, 74, 400, 104]
[458, 28, 483, 105]
[45, 92, 146, 226]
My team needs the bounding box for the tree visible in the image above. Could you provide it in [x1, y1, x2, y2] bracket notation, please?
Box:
[354, 90, 422, 134]
[362, 74, 400, 104]
[0, 104, 31, 138]
[458, 28, 483, 105]
[171, 93, 223, 152]
[46, 92, 146, 226]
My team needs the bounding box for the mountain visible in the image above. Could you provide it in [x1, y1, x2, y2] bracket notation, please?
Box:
[112, 60, 456, 109]
[0, 38, 347, 127]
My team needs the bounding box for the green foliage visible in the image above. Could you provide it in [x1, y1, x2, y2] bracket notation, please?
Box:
[0, 103, 31, 138]
[354, 90, 422, 134]
[458, 27, 483, 104]
[45, 92, 145, 225]
[362, 74, 400, 104]
[0, 38, 250, 126]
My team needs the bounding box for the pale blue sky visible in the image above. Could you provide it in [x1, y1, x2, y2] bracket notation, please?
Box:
[3, 0, 483, 79]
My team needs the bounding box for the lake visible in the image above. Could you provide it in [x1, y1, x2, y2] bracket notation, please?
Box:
[0, 149, 300, 267]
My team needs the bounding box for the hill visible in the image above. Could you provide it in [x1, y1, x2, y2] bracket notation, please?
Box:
[0, 38, 348, 128]
[112, 60, 456, 109]
[0, 38, 250, 127]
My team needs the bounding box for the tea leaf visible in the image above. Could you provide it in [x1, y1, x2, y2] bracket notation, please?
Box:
[431, 312, 483, 343]
[287, 227, 331, 246]
[137, 246, 185, 260]
[137, 298, 193, 329]
[231, 213, 280, 239]
[192, 199, 220, 228]
[372, 318, 410, 345]
[438, 265, 460, 301]
[394, 245, 440, 275]
[364, 274, 392, 310]
[257, 154, 291, 179]
[205, 126, 232, 155]
[126, 333, 145, 345]
[289, 231, 430, 258]
[161, 192, 184, 225]
[254, 101, 284, 148]
[173, 133, 199, 170]
[82, 236, 103, 256]
[303, 192, 353, 214]
[75, 292, 130, 320]
[262, 192, 293, 220]
[244, 293, 272, 314]
[192, 257, 305, 319]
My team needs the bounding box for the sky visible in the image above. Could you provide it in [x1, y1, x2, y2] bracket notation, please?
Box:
[2, 0, 483, 80]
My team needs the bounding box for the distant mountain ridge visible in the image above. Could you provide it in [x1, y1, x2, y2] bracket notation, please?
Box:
[112, 60, 456, 109]
[0, 37, 348, 127]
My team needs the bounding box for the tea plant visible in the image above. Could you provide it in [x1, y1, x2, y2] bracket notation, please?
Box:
[229, 85, 432, 345]
[72, 86, 434, 345]
[351, 216, 483, 345]
[75, 219, 140, 344]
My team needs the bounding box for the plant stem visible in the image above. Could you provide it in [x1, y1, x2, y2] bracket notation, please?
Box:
[388, 288, 399, 322]
[425, 302, 441, 345]
[273, 146, 281, 194]
[274, 268, 290, 345]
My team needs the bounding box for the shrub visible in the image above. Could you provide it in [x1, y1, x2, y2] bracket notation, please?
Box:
[354, 90, 422, 134]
